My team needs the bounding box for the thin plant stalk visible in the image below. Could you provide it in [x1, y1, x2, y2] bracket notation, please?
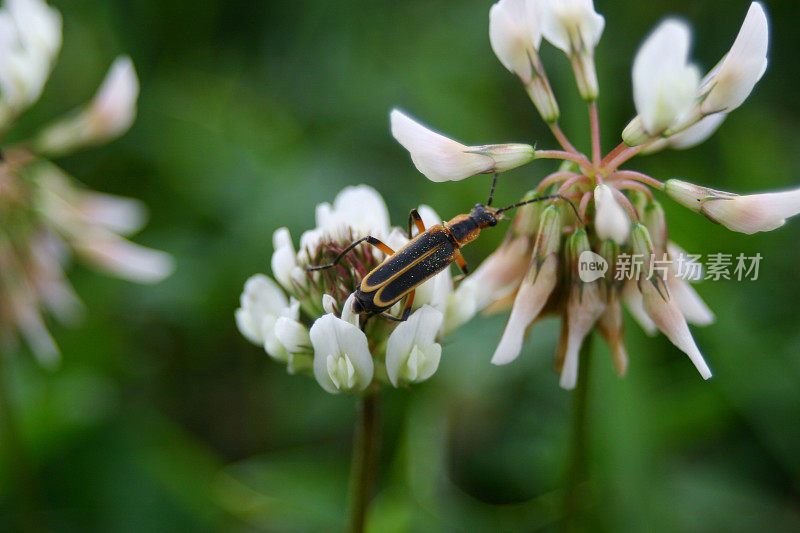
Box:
[562, 334, 593, 531]
[348, 390, 380, 533]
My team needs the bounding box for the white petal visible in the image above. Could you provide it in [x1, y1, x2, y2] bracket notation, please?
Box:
[632, 19, 700, 134]
[385, 305, 443, 386]
[701, 189, 800, 234]
[275, 316, 311, 354]
[489, 0, 543, 83]
[492, 254, 557, 365]
[700, 2, 769, 113]
[236, 274, 289, 345]
[666, 113, 726, 149]
[621, 279, 657, 336]
[541, 0, 604, 54]
[271, 227, 298, 292]
[668, 275, 715, 326]
[75, 232, 174, 283]
[322, 294, 337, 315]
[458, 235, 531, 311]
[559, 281, 605, 389]
[390, 109, 494, 182]
[88, 56, 139, 140]
[76, 191, 146, 235]
[331, 185, 390, 238]
[341, 292, 360, 328]
[640, 279, 711, 379]
[310, 314, 373, 393]
[594, 185, 630, 244]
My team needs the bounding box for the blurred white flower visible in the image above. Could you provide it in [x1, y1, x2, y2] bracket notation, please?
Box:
[540, 0, 604, 100]
[36, 56, 139, 155]
[385, 305, 443, 387]
[390, 109, 534, 182]
[699, 2, 768, 114]
[489, 0, 543, 84]
[627, 19, 700, 141]
[0, 0, 61, 124]
[310, 313, 373, 394]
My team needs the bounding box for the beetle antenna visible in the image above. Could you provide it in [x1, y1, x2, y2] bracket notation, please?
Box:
[486, 172, 499, 206]
[495, 194, 584, 225]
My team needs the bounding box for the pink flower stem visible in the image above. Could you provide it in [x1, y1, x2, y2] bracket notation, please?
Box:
[558, 175, 592, 196]
[589, 102, 601, 167]
[535, 150, 593, 173]
[603, 140, 658, 172]
[549, 122, 580, 154]
[608, 170, 665, 190]
[611, 187, 641, 221]
[578, 190, 593, 221]
[600, 142, 627, 167]
[614, 180, 655, 200]
[537, 171, 582, 192]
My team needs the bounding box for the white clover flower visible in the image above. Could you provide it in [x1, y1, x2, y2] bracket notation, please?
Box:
[390, 109, 534, 182]
[699, 2, 768, 115]
[559, 231, 605, 390]
[639, 279, 712, 380]
[0, 1, 169, 365]
[627, 19, 700, 141]
[489, 0, 543, 84]
[310, 313, 373, 394]
[661, 113, 727, 151]
[597, 289, 628, 376]
[540, 0, 604, 100]
[235, 274, 299, 363]
[0, 0, 61, 123]
[36, 56, 139, 155]
[492, 253, 557, 365]
[620, 279, 657, 336]
[385, 305, 443, 387]
[271, 227, 298, 292]
[593, 184, 630, 244]
[665, 179, 800, 235]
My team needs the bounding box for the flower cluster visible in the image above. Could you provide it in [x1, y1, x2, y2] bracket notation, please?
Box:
[236, 186, 461, 393]
[389, 1, 797, 388]
[0, 0, 173, 367]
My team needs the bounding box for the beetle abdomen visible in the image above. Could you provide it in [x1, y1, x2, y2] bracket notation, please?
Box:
[358, 227, 456, 311]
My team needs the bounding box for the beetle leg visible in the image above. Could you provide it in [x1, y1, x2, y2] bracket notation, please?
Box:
[307, 236, 395, 271]
[407, 209, 426, 239]
[453, 249, 469, 282]
[380, 289, 415, 322]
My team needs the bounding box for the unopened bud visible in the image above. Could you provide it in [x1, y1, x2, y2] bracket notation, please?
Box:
[621, 115, 653, 147]
[643, 201, 667, 252]
[511, 190, 545, 237]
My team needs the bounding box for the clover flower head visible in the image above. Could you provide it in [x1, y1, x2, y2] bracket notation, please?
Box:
[235, 185, 470, 394]
[387, 1, 793, 390]
[0, 0, 171, 367]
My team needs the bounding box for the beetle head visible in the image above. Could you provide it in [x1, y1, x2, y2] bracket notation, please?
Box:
[470, 203, 499, 228]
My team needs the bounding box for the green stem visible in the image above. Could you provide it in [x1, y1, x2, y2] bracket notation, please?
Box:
[562, 334, 593, 531]
[348, 390, 380, 533]
[0, 348, 43, 532]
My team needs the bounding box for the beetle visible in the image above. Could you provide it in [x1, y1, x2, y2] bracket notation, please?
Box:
[308, 174, 579, 323]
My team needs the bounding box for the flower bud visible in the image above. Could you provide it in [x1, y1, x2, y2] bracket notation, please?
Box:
[642, 201, 667, 252]
[594, 184, 630, 244]
[385, 305, 443, 386]
[597, 289, 628, 376]
[271, 227, 298, 293]
[511, 190, 544, 237]
[390, 109, 534, 182]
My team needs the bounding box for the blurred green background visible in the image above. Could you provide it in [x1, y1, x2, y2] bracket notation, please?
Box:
[2, 0, 800, 530]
